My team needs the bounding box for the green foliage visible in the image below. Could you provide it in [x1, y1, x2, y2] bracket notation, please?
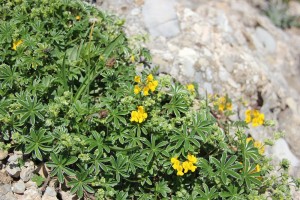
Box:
[31, 174, 45, 187]
[264, 0, 300, 29]
[0, 0, 299, 199]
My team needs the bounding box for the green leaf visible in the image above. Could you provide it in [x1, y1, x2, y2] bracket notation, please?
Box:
[31, 174, 45, 187]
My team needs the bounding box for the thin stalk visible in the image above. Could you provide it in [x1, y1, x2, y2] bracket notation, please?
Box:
[86, 21, 96, 108]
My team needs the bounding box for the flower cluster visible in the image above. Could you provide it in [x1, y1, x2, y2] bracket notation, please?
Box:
[245, 109, 264, 127]
[130, 106, 147, 123]
[186, 84, 195, 93]
[134, 74, 158, 96]
[246, 137, 265, 155]
[12, 39, 23, 51]
[214, 96, 232, 112]
[171, 154, 197, 176]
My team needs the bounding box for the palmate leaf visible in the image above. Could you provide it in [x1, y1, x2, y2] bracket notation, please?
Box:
[170, 124, 201, 154]
[210, 152, 242, 185]
[196, 183, 218, 200]
[198, 158, 214, 178]
[106, 108, 128, 129]
[220, 185, 244, 200]
[0, 64, 20, 88]
[24, 129, 53, 161]
[88, 153, 110, 175]
[0, 98, 10, 116]
[86, 131, 110, 155]
[163, 96, 188, 118]
[242, 139, 260, 161]
[240, 159, 262, 189]
[190, 111, 215, 143]
[142, 135, 168, 164]
[69, 170, 95, 199]
[47, 153, 78, 183]
[15, 94, 44, 125]
[127, 153, 146, 174]
[0, 21, 14, 43]
[155, 181, 171, 198]
[109, 154, 129, 182]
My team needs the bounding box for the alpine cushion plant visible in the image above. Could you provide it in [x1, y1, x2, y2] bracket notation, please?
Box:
[0, 0, 300, 199]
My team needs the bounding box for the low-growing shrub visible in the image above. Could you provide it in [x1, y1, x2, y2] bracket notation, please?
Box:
[0, 0, 299, 199]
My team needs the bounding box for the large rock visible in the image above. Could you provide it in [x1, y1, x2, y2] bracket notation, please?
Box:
[42, 187, 57, 200]
[142, 0, 180, 38]
[12, 180, 26, 194]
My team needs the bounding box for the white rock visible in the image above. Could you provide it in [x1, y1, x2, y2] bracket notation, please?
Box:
[7, 155, 21, 163]
[1, 192, 16, 200]
[44, 187, 56, 197]
[271, 138, 300, 167]
[0, 150, 8, 161]
[12, 180, 25, 194]
[6, 162, 21, 178]
[131, 8, 140, 15]
[25, 181, 38, 189]
[254, 27, 276, 53]
[59, 191, 77, 200]
[142, 0, 180, 37]
[0, 184, 11, 196]
[20, 166, 34, 182]
[23, 188, 42, 200]
[216, 12, 232, 32]
[178, 48, 198, 78]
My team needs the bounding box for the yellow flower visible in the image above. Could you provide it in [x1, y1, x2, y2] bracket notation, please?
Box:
[171, 157, 178, 164]
[226, 102, 232, 111]
[182, 161, 190, 173]
[143, 86, 149, 96]
[188, 162, 197, 172]
[245, 109, 265, 126]
[130, 55, 135, 63]
[76, 15, 81, 20]
[246, 137, 253, 144]
[187, 154, 197, 164]
[187, 84, 195, 92]
[148, 80, 158, 92]
[218, 104, 225, 112]
[147, 74, 153, 82]
[130, 106, 147, 123]
[134, 85, 141, 94]
[12, 39, 23, 51]
[176, 165, 184, 176]
[255, 164, 261, 173]
[172, 160, 181, 170]
[134, 76, 141, 83]
[254, 141, 265, 155]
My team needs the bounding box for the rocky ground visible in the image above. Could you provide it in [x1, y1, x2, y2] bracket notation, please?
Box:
[1, 0, 300, 199]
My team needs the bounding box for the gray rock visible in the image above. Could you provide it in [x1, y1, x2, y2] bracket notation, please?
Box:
[44, 187, 56, 197]
[5, 162, 21, 178]
[20, 166, 34, 182]
[142, 0, 180, 37]
[7, 154, 21, 163]
[254, 27, 276, 53]
[0, 150, 8, 161]
[59, 191, 77, 200]
[25, 181, 38, 189]
[12, 180, 25, 194]
[23, 188, 42, 200]
[0, 184, 11, 196]
[270, 138, 300, 174]
[0, 192, 16, 200]
[178, 47, 198, 78]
